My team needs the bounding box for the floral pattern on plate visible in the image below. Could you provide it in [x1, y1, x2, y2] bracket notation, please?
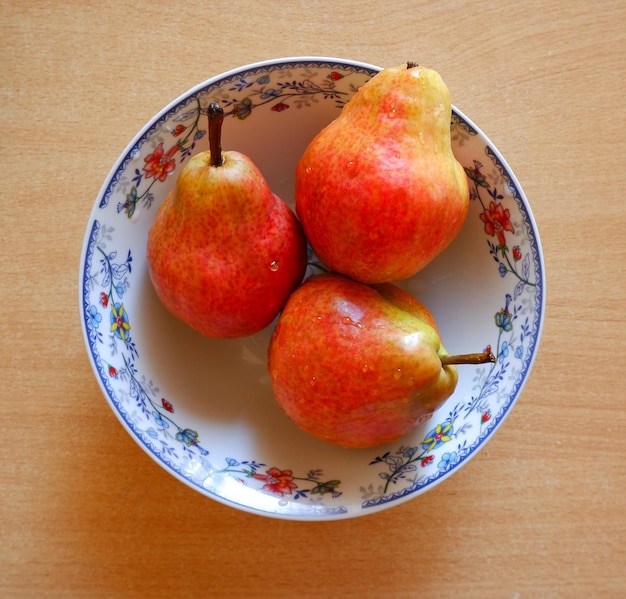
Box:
[80, 59, 544, 520]
[363, 147, 540, 507]
[84, 220, 345, 513]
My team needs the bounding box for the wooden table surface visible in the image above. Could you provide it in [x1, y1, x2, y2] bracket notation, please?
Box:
[2, 1, 625, 597]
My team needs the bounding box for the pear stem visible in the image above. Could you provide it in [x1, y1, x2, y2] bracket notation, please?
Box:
[440, 351, 496, 366]
[406, 61, 419, 69]
[208, 102, 224, 167]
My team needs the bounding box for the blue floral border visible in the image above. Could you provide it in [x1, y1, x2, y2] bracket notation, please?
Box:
[81, 218, 348, 518]
[98, 60, 381, 210]
[362, 140, 545, 509]
[82, 59, 545, 519]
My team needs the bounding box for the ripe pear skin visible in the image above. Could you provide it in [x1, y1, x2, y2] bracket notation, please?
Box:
[147, 150, 307, 339]
[267, 273, 458, 448]
[295, 63, 469, 284]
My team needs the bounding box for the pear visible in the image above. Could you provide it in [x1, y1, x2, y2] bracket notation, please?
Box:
[147, 103, 307, 339]
[295, 62, 469, 284]
[268, 273, 494, 448]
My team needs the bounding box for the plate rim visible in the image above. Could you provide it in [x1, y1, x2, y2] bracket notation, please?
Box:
[78, 56, 546, 520]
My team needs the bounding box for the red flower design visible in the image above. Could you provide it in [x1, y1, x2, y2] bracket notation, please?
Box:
[480, 201, 515, 247]
[172, 124, 185, 136]
[108, 365, 118, 378]
[512, 246, 522, 261]
[270, 102, 289, 112]
[100, 292, 108, 307]
[253, 467, 298, 496]
[328, 71, 343, 81]
[162, 398, 174, 413]
[481, 411, 492, 423]
[143, 142, 178, 182]
[421, 455, 434, 467]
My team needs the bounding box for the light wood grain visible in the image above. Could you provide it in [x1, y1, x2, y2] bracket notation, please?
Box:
[2, 0, 625, 596]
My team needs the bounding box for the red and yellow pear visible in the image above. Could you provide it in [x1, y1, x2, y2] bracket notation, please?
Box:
[268, 273, 494, 448]
[147, 103, 307, 338]
[295, 62, 469, 284]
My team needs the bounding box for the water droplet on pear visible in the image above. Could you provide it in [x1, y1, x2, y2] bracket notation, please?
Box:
[341, 316, 363, 328]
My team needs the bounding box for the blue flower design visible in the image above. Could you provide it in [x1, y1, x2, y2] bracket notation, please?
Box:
[233, 97, 252, 119]
[494, 308, 513, 332]
[402, 446, 419, 458]
[88, 305, 102, 328]
[498, 263, 507, 277]
[260, 88, 282, 99]
[119, 186, 138, 217]
[438, 451, 458, 470]
[515, 345, 523, 359]
[176, 428, 199, 446]
[499, 341, 509, 363]
[152, 410, 169, 429]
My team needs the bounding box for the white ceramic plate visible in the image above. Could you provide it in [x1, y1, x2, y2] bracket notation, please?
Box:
[79, 57, 545, 520]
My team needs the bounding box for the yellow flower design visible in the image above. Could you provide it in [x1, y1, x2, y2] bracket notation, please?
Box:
[421, 421, 454, 452]
[110, 302, 131, 341]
